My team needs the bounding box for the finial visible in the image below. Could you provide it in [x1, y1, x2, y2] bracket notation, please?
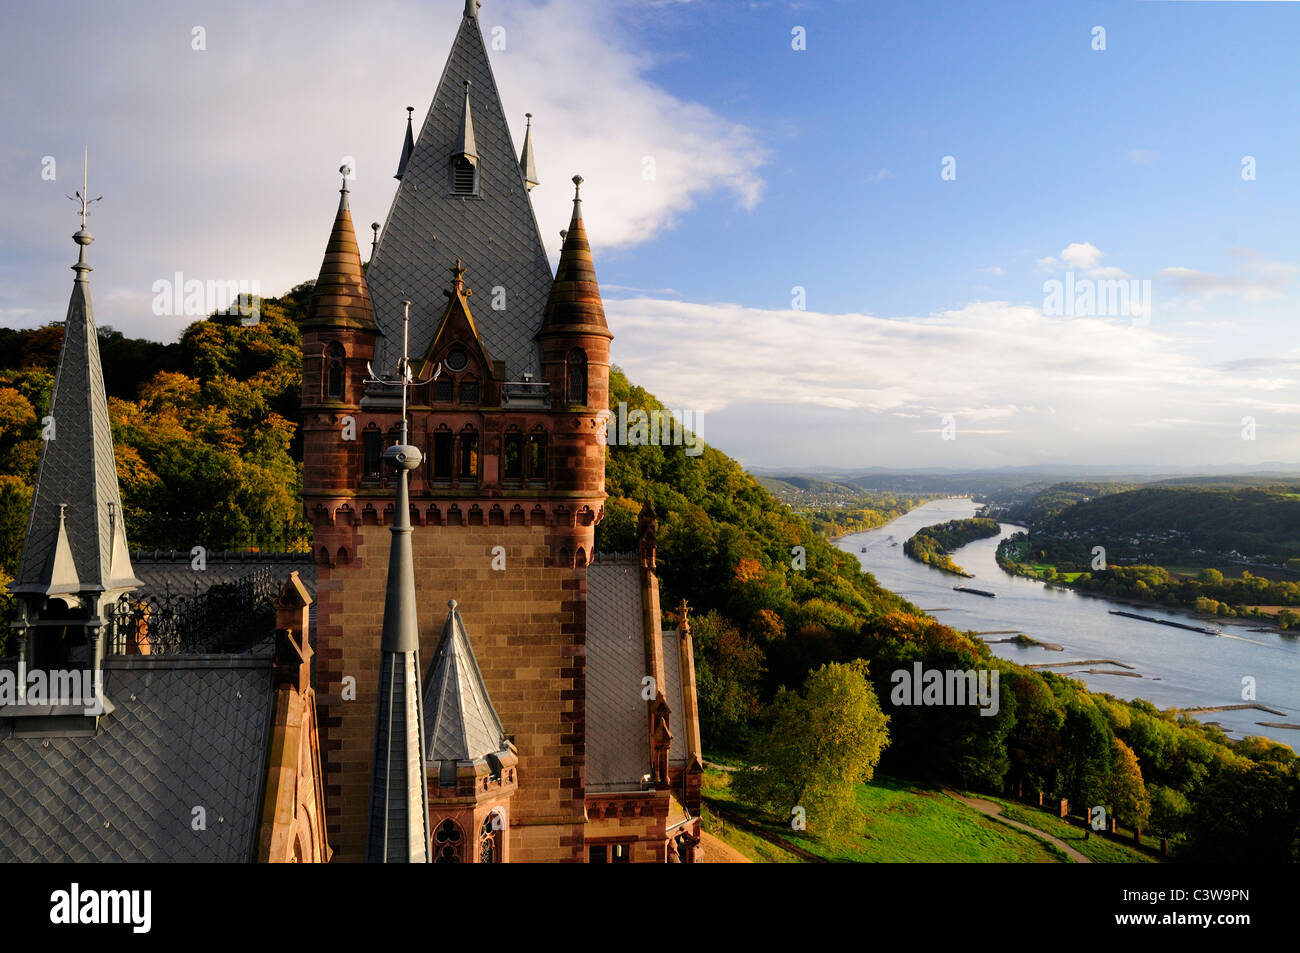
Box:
[67, 146, 101, 255]
[448, 598, 458, 610]
[525, 112, 532, 125]
[406, 106, 414, 122]
[371, 222, 380, 257]
[464, 0, 481, 18]
[450, 258, 468, 293]
[560, 229, 567, 241]
[339, 163, 352, 188]
[572, 174, 584, 199]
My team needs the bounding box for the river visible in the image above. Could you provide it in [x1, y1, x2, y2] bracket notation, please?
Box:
[838, 498, 1300, 747]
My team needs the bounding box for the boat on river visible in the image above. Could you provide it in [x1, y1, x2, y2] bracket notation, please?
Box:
[953, 586, 996, 598]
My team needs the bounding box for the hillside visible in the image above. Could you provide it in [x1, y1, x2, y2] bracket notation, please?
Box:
[1027, 484, 1300, 564]
[2, 310, 1298, 862]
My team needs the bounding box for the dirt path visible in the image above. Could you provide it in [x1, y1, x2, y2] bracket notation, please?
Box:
[944, 790, 1092, 864]
[698, 830, 752, 863]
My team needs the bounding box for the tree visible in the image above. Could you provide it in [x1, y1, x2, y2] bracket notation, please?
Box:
[1148, 785, 1191, 856]
[1198, 568, 1224, 586]
[732, 659, 889, 829]
[1107, 737, 1150, 833]
[690, 610, 765, 752]
[1059, 700, 1112, 812]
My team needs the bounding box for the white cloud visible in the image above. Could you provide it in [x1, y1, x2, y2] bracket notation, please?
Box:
[1060, 242, 1102, 270]
[0, 0, 765, 338]
[605, 296, 1300, 466]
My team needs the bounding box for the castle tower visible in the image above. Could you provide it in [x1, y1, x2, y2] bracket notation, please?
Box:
[305, 0, 610, 861]
[8, 164, 140, 726]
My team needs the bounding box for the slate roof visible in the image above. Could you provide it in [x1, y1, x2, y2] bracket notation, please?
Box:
[586, 560, 652, 792]
[661, 627, 688, 769]
[0, 655, 274, 862]
[130, 554, 316, 600]
[13, 231, 139, 598]
[365, 6, 553, 381]
[423, 601, 505, 763]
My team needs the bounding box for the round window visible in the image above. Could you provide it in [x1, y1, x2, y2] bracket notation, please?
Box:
[445, 347, 468, 372]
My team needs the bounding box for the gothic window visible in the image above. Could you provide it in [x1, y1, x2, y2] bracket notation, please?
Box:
[503, 429, 523, 482]
[362, 427, 383, 483]
[459, 376, 480, 405]
[451, 156, 479, 196]
[325, 342, 345, 400]
[459, 429, 479, 480]
[479, 814, 501, 864]
[430, 429, 453, 483]
[434, 376, 454, 403]
[528, 430, 548, 484]
[566, 348, 587, 406]
[433, 819, 463, 863]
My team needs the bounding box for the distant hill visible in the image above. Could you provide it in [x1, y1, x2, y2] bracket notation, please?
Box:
[1032, 484, 1300, 564]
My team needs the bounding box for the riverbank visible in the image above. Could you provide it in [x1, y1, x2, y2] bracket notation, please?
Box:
[838, 498, 1300, 748]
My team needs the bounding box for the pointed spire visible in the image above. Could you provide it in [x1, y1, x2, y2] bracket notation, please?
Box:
[455, 81, 478, 161]
[366, 1, 554, 380]
[302, 167, 378, 331]
[12, 157, 139, 602]
[394, 106, 415, 180]
[366, 312, 430, 864]
[519, 113, 539, 191]
[539, 175, 610, 335]
[422, 600, 507, 764]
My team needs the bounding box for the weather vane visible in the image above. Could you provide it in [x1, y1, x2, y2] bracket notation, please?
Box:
[365, 300, 440, 435]
[66, 146, 102, 229]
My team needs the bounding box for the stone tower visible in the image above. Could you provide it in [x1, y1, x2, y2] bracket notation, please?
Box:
[304, 0, 609, 861]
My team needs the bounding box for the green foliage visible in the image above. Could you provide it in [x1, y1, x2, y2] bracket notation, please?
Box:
[903, 518, 1001, 576]
[732, 659, 889, 828]
[689, 610, 765, 753]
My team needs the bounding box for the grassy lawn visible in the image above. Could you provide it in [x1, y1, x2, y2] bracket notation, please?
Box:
[978, 795, 1160, 864]
[702, 768, 1068, 863]
[700, 803, 800, 863]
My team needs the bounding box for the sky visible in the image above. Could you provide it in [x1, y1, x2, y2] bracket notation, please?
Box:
[2, 0, 1299, 471]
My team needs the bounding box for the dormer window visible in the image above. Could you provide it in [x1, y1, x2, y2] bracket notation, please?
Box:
[451, 80, 480, 195]
[452, 156, 479, 195]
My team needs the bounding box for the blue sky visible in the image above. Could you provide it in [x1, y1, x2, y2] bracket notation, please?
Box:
[2, 0, 1298, 469]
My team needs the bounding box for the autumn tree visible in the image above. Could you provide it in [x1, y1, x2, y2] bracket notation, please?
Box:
[733, 658, 889, 829]
[1107, 737, 1151, 833]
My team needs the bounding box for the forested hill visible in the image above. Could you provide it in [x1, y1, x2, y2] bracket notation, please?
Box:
[1027, 484, 1300, 563]
[996, 481, 1139, 526]
[3, 306, 1299, 861]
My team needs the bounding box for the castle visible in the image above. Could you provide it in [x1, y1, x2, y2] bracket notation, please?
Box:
[300, 0, 704, 862]
[0, 0, 702, 865]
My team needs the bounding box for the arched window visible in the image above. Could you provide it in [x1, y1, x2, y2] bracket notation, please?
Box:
[566, 348, 587, 406]
[479, 813, 502, 864]
[459, 427, 479, 481]
[430, 426, 454, 483]
[503, 427, 523, 483]
[528, 429, 548, 485]
[325, 342, 345, 400]
[433, 819, 463, 863]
